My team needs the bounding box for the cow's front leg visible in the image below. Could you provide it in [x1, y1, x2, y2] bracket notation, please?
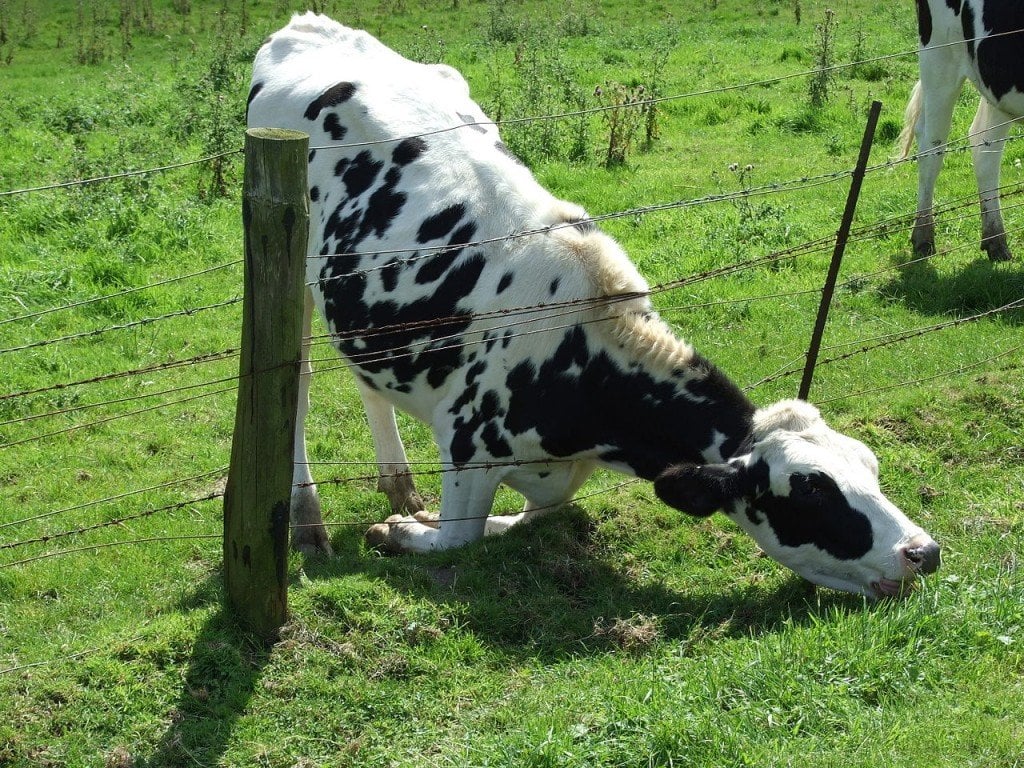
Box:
[365, 465, 498, 553]
[291, 290, 332, 556]
[357, 382, 426, 515]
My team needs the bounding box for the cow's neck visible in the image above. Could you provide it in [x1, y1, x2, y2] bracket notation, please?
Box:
[504, 317, 756, 481]
[592, 338, 756, 480]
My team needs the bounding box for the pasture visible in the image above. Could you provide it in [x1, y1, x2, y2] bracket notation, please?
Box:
[1, 1, 1022, 766]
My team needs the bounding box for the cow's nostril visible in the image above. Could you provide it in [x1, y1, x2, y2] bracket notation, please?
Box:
[903, 540, 941, 575]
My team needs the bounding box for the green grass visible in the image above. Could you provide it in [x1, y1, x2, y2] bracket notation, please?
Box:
[1, 0, 1023, 766]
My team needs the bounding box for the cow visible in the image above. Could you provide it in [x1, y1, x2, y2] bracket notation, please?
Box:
[247, 13, 940, 599]
[899, 0, 1024, 262]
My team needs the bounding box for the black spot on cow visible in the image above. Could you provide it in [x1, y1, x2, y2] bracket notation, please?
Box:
[916, 0, 933, 45]
[745, 464, 874, 561]
[393, 137, 428, 166]
[304, 81, 357, 120]
[323, 204, 363, 253]
[449, 388, 512, 465]
[323, 112, 348, 141]
[362, 167, 408, 242]
[417, 203, 467, 243]
[246, 81, 264, 122]
[380, 258, 402, 292]
[496, 271, 514, 294]
[548, 277, 561, 296]
[458, 112, 488, 133]
[504, 326, 754, 479]
[962, 1, 977, 58]
[415, 222, 477, 284]
[309, 149, 317, 163]
[976, 1, 1024, 100]
[341, 151, 383, 198]
[466, 360, 487, 387]
[322, 252, 485, 393]
[310, 186, 320, 202]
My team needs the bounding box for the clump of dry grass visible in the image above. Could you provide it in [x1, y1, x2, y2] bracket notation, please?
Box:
[592, 613, 661, 653]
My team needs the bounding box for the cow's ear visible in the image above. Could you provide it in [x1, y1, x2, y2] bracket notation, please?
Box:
[654, 463, 743, 517]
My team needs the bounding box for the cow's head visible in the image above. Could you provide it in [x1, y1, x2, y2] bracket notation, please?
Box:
[654, 400, 939, 598]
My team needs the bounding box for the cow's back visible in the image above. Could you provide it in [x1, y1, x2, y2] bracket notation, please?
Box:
[246, 13, 653, 424]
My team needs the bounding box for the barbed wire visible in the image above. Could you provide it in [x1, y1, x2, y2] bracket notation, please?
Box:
[749, 295, 1024, 389]
[0, 471, 641, 570]
[299, 28, 1024, 153]
[0, 374, 241, 429]
[0, 384, 236, 450]
[0, 627, 152, 676]
[2, 26, 1020, 201]
[0, 260, 242, 327]
[0, 297, 241, 355]
[0, 492, 225, 553]
[5, 179, 1021, 450]
[0, 532, 223, 570]
[0, 348, 238, 403]
[814, 341, 1023, 405]
[0, 149, 242, 198]
[0, 467, 227, 532]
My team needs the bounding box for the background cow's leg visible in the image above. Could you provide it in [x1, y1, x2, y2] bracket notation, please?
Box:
[365, 464, 498, 552]
[485, 460, 596, 536]
[912, 54, 965, 257]
[969, 98, 1014, 262]
[291, 290, 333, 556]
[356, 381, 425, 514]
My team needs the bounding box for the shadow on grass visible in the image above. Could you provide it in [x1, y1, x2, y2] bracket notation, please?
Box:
[302, 505, 867, 662]
[878, 253, 1024, 322]
[141, 575, 272, 768]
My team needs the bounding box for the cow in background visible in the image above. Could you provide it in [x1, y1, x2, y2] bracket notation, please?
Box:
[899, 0, 1024, 262]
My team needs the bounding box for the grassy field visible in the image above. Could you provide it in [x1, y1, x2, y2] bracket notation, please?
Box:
[1, 0, 1022, 766]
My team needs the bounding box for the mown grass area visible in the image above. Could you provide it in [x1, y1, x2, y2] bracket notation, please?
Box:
[1, 1, 1022, 766]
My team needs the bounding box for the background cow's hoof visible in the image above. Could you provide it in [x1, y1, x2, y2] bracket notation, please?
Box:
[983, 240, 1012, 262]
[365, 514, 406, 553]
[911, 240, 935, 259]
[292, 525, 334, 557]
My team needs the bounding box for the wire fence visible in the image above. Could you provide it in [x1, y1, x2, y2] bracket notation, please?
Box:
[2, 30, 1023, 584]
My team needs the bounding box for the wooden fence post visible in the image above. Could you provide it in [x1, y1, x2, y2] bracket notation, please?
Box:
[223, 127, 309, 641]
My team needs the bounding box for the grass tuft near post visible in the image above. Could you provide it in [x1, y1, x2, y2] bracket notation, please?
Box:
[223, 127, 309, 642]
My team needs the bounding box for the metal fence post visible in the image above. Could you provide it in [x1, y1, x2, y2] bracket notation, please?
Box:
[799, 100, 882, 401]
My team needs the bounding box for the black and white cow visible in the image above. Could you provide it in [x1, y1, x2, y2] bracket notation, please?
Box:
[248, 13, 940, 599]
[899, 0, 1024, 262]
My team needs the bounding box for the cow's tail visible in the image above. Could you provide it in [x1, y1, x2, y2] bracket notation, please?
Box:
[897, 80, 923, 160]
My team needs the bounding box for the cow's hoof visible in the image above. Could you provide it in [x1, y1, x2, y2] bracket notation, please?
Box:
[911, 239, 935, 259]
[292, 525, 334, 557]
[365, 514, 406, 553]
[984, 241, 1013, 262]
[413, 510, 440, 529]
